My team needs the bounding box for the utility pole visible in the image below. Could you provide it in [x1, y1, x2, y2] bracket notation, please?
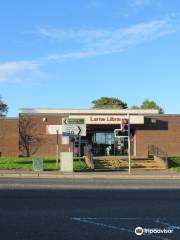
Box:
[56, 130, 59, 168]
[127, 114, 131, 175]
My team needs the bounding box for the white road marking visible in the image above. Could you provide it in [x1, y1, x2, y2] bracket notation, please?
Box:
[155, 219, 180, 230]
[71, 217, 174, 240]
[73, 217, 166, 220]
[72, 217, 133, 233]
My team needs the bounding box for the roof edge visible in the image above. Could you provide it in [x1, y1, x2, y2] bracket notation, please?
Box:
[19, 108, 159, 115]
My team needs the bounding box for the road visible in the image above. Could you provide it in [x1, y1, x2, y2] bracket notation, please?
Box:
[0, 178, 180, 240]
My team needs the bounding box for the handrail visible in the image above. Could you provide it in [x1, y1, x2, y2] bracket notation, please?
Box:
[83, 146, 95, 169]
[148, 145, 168, 167]
[148, 145, 167, 157]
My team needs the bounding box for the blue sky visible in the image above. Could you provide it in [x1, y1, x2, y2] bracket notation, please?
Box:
[0, 0, 180, 116]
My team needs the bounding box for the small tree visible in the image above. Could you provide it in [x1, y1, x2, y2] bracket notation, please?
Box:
[0, 96, 8, 116]
[141, 99, 164, 114]
[92, 97, 128, 109]
[131, 100, 164, 114]
[131, 105, 140, 109]
[19, 117, 43, 157]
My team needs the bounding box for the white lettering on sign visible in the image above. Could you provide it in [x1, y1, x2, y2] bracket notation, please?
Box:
[62, 124, 86, 136]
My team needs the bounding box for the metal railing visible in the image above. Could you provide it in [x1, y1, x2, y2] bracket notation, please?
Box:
[83, 146, 95, 169]
[148, 145, 168, 168]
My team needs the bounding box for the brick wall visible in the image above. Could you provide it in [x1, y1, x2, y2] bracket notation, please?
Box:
[0, 118, 19, 157]
[135, 116, 180, 157]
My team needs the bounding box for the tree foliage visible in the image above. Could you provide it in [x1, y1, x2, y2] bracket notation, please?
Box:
[131, 105, 140, 109]
[131, 99, 164, 114]
[0, 96, 8, 116]
[140, 99, 164, 114]
[92, 97, 128, 109]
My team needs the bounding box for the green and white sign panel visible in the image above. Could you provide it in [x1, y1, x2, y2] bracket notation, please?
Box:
[33, 157, 43, 171]
[62, 118, 86, 136]
[63, 118, 85, 125]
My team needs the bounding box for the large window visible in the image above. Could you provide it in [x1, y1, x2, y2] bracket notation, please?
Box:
[93, 132, 115, 145]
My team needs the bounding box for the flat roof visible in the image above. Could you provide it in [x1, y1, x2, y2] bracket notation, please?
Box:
[0, 117, 19, 120]
[19, 108, 159, 115]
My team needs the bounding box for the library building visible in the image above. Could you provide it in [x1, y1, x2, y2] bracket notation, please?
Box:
[0, 108, 180, 158]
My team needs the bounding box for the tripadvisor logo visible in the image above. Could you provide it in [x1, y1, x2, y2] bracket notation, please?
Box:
[135, 227, 143, 236]
[135, 226, 174, 236]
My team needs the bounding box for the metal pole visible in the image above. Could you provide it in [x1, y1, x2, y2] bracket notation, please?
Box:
[56, 130, 59, 168]
[78, 135, 81, 162]
[128, 114, 131, 175]
[69, 136, 70, 152]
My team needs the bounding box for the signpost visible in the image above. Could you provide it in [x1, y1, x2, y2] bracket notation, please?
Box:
[127, 115, 131, 175]
[56, 130, 59, 167]
[62, 118, 86, 160]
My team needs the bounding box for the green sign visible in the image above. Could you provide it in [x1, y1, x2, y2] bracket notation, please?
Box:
[64, 118, 85, 125]
[33, 157, 43, 171]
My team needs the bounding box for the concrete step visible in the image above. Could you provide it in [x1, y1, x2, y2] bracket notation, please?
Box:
[93, 157, 165, 170]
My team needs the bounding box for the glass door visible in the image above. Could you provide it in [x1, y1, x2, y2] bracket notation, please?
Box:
[92, 132, 115, 156]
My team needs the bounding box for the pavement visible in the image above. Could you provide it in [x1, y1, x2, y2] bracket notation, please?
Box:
[0, 178, 180, 240]
[0, 178, 180, 189]
[0, 169, 180, 179]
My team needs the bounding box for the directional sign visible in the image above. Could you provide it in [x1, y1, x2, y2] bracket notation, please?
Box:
[46, 125, 62, 134]
[62, 132, 74, 137]
[63, 118, 85, 125]
[62, 124, 86, 136]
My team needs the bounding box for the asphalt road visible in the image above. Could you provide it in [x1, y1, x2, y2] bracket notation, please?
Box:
[0, 178, 180, 240]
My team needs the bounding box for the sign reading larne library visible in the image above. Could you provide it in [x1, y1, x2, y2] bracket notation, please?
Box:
[69, 115, 144, 125]
[69, 115, 122, 124]
[90, 116, 122, 123]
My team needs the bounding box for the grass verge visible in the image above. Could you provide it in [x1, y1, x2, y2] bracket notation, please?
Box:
[168, 157, 180, 172]
[0, 156, 89, 171]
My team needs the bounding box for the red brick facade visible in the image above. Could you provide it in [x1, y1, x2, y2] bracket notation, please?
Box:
[135, 116, 180, 156]
[0, 118, 19, 157]
[0, 114, 180, 157]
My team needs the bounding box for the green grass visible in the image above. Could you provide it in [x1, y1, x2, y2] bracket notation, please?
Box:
[0, 156, 89, 171]
[168, 157, 180, 172]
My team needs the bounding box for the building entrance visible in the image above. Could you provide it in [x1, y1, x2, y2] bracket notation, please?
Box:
[92, 132, 114, 156]
[82, 125, 131, 156]
[90, 132, 129, 156]
[75, 125, 132, 157]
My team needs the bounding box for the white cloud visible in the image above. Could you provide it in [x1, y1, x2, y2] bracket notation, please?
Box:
[0, 61, 43, 83]
[1, 15, 179, 83]
[37, 26, 107, 43]
[39, 15, 180, 61]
